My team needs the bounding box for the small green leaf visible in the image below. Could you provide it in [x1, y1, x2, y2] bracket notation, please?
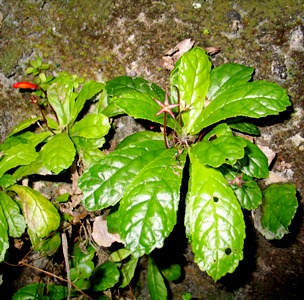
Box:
[47, 80, 74, 128]
[191, 135, 247, 168]
[9, 185, 60, 238]
[56, 192, 70, 203]
[186, 152, 245, 281]
[220, 167, 262, 210]
[0, 143, 39, 178]
[260, 183, 298, 239]
[0, 192, 26, 237]
[71, 80, 105, 124]
[41, 132, 76, 174]
[70, 113, 110, 139]
[72, 241, 95, 265]
[7, 117, 43, 137]
[170, 47, 212, 133]
[120, 256, 139, 288]
[191, 81, 291, 134]
[111, 248, 131, 262]
[76, 261, 95, 279]
[239, 139, 269, 179]
[107, 76, 177, 129]
[207, 63, 254, 100]
[161, 263, 181, 281]
[0, 205, 9, 262]
[148, 256, 167, 300]
[228, 120, 260, 135]
[92, 261, 120, 291]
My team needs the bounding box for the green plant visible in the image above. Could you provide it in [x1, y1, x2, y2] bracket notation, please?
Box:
[0, 47, 298, 299]
[79, 47, 298, 285]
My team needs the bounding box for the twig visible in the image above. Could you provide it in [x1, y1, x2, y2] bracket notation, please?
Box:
[62, 232, 71, 300]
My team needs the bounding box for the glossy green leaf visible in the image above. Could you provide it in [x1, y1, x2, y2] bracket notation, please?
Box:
[111, 248, 131, 262]
[16, 131, 52, 147]
[9, 185, 60, 238]
[0, 143, 39, 178]
[120, 256, 139, 288]
[70, 113, 110, 139]
[191, 135, 247, 168]
[107, 76, 178, 129]
[47, 80, 74, 128]
[0, 205, 9, 262]
[79, 134, 165, 211]
[191, 81, 291, 134]
[7, 117, 43, 137]
[161, 263, 181, 281]
[148, 256, 167, 300]
[239, 138, 269, 179]
[116, 148, 186, 257]
[220, 167, 262, 210]
[41, 132, 76, 174]
[228, 120, 260, 135]
[71, 80, 105, 124]
[207, 63, 254, 100]
[170, 47, 212, 133]
[186, 152, 245, 281]
[260, 183, 297, 239]
[92, 261, 120, 291]
[0, 174, 16, 188]
[0, 192, 26, 237]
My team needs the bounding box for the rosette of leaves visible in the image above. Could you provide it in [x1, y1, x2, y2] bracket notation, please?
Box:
[79, 47, 297, 281]
[0, 68, 111, 262]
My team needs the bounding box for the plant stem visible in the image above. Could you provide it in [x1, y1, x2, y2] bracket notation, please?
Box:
[163, 112, 169, 149]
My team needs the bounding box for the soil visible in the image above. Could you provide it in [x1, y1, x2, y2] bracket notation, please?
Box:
[0, 0, 303, 299]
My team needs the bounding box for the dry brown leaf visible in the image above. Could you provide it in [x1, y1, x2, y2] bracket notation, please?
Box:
[92, 216, 124, 247]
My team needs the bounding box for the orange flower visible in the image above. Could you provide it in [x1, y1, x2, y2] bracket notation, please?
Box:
[12, 81, 39, 90]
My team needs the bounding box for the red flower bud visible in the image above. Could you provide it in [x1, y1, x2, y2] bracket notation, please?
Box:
[12, 81, 39, 90]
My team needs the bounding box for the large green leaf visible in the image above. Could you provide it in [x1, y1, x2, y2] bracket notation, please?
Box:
[0, 192, 26, 237]
[190, 81, 291, 134]
[148, 256, 167, 300]
[0, 204, 9, 262]
[9, 185, 60, 238]
[207, 63, 254, 100]
[71, 80, 105, 124]
[170, 47, 212, 134]
[107, 76, 178, 129]
[41, 132, 76, 174]
[70, 113, 110, 139]
[79, 132, 165, 211]
[186, 152, 245, 281]
[0, 143, 39, 178]
[256, 183, 298, 239]
[116, 148, 186, 257]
